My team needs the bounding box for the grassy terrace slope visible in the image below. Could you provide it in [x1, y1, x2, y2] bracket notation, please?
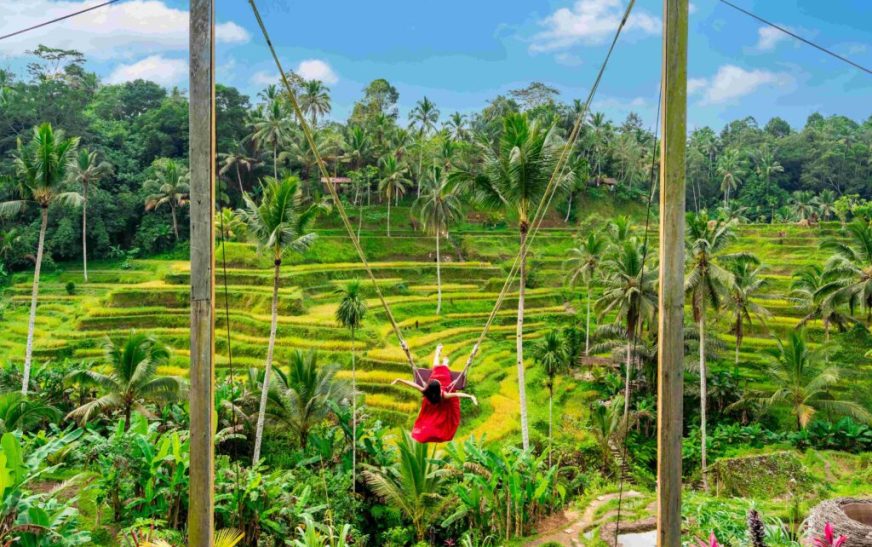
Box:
[1, 209, 869, 441]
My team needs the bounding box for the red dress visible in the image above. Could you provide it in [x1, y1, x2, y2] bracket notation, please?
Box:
[411, 365, 461, 443]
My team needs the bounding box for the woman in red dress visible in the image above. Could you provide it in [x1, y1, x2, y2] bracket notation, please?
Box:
[392, 344, 477, 443]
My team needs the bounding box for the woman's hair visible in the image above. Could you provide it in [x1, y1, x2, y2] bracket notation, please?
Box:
[422, 380, 442, 404]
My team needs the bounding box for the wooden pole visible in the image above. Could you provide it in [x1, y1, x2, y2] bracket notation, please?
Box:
[188, 0, 215, 544]
[657, 0, 687, 545]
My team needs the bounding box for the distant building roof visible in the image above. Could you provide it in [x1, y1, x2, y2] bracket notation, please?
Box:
[320, 177, 353, 184]
[590, 176, 618, 187]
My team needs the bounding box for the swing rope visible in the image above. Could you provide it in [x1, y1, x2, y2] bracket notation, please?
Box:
[247, 0, 423, 383]
[613, 77, 663, 546]
[448, 0, 639, 388]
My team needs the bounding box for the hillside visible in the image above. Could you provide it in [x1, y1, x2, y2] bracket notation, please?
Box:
[2, 208, 868, 444]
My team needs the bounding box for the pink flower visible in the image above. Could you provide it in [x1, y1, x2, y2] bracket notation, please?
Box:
[813, 522, 847, 547]
[696, 532, 720, 547]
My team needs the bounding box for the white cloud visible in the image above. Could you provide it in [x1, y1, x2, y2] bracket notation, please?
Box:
[694, 65, 791, 105]
[555, 52, 583, 66]
[106, 55, 187, 86]
[754, 26, 788, 51]
[295, 59, 339, 85]
[530, 0, 660, 52]
[250, 70, 279, 87]
[0, 0, 249, 60]
[687, 77, 708, 96]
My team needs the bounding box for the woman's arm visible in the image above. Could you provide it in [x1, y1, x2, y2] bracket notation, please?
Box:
[444, 391, 478, 405]
[391, 378, 424, 392]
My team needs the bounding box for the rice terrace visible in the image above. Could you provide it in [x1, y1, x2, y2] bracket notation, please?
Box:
[0, 0, 870, 545]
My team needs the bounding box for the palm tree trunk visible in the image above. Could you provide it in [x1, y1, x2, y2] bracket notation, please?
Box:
[82, 182, 89, 283]
[585, 283, 592, 356]
[435, 230, 442, 314]
[124, 403, 132, 432]
[699, 316, 709, 491]
[564, 192, 573, 223]
[623, 338, 632, 420]
[273, 145, 278, 179]
[357, 202, 363, 240]
[548, 385, 553, 468]
[517, 225, 530, 450]
[170, 204, 180, 241]
[735, 313, 741, 365]
[386, 194, 392, 238]
[253, 260, 281, 463]
[236, 165, 245, 195]
[22, 207, 48, 395]
[351, 327, 357, 498]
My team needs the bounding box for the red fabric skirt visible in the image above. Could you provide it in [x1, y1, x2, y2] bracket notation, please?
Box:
[411, 365, 461, 443]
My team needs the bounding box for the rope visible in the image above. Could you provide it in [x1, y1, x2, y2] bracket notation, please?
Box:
[613, 55, 664, 547]
[449, 0, 639, 389]
[247, 0, 423, 383]
[0, 0, 122, 41]
[718, 0, 872, 76]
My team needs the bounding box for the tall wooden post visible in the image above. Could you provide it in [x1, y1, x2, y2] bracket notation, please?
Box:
[188, 0, 216, 545]
[657, 0, 687, 545]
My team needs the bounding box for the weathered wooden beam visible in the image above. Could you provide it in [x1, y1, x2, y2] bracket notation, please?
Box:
[657, 0, 688, 545]
[188, 0, 215, 544]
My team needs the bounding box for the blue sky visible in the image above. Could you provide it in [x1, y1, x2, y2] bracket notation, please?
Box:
[1, 0, 870, 130]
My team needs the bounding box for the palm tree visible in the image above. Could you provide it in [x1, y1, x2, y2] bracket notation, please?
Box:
[444, 112, 467, 141]
[299, 80, 331, 126]
[596, 239, 658, 420]
[250, 100, 291, 179]
[717, 148, 745, 208]
[363, 432, 448, 541]
[66, 332, 183, 431]
[238, 176, 320, 462]
[344, 126, 372, 170]
[531, 330, 569, 465]
[821, 220, 872, 324]
[378, 155, 410, 237]
[790, 191, 817, 222]
[144, 158, 189, 241]
[413, 168, 463, 314]
[685, 212, 736, 489]
[723, 254, 770, 364]
[587, 112, 611, 179]
[219, 143, 259, 196]
[733, 330, 871, 430]
[409, 96, 440, 135]
[565, 232, 607, 356]
[755, 146, 784, 223]
[0, 392, 60, 434]
[813, 190, 837, 222]
[454, 113, 563, 449]
[335, 280, 367, 495]
[266, 350, 350, 449]
[68, 149, 112, 283]
[0, 123, 81, 394]
[790, 264, 856, 341]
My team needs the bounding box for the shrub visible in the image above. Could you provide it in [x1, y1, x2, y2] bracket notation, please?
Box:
[65, 281, 76, 295]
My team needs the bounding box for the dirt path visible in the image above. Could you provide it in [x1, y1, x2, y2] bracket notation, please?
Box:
[527, 490, 642, 546]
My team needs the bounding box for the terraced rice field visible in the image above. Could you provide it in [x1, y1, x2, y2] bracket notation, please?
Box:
[1, 218, 868, 440]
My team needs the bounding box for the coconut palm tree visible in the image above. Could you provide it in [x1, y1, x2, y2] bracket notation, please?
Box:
[344, 126, 372, 170]
[66, 332, 183, 431]
[755, 146, 784, 223]
[596, 239, 658, 420]
[444, 112, 467, 141]
[0, 123, 81, 394]
[265, 349, 350, 449]
[685, 212, 736, 489]
[587, 112, 611, 179]
[363, 432, 448, 541]
[249, 100, 291, 179]
[565, 232, 608, 356]
[238, 176, 320, 462]
[413, 168, 463, 314]
[733, 330, 871, 430]
[409, 96, 440, 135]
[144, 158, 189, 241]
[219, 142, 259, 196]
[531, 329, 569, 465]
[299, 80, 331, 126]
[821, 220, 872, 324]
[723, 254, 770, 364]
[68, 148, 112, 283]
[813, 189, 837, 222]
[335, 280, 367, 494]
[378, 155, 410, 237]
[790, 264, 857, 341]
[790, 191, 817, 222]
[453, 112, 563, 449]
[717, 148, 745, 208]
